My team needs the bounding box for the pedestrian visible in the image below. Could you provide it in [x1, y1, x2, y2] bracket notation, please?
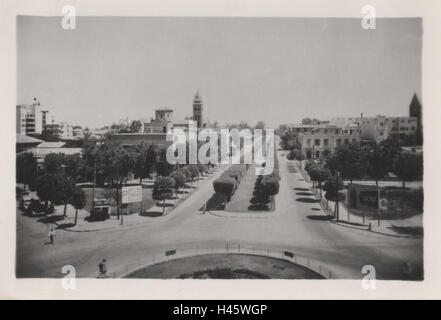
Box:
[48, 228, 56, 245]
[98, 259, 107, 278]
[202, 203, 207, 215]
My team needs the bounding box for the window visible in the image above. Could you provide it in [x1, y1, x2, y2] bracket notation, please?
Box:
[323, 139, 329, 146]
[379, 131, 384, 136]
[306, 139, 311, 146]
[335, 129, 340, 134]
[400, 119, 404, 123]
[324, 129, 328, 134]
[411, 126, 415, 131]
[352, 139, 357, 143]
[315, 151, 320, 159]
[314, 139, 320, 146]
[344, 139, 349, 145]
[379, 122, 383, 127]
[336, 139, 342, 146]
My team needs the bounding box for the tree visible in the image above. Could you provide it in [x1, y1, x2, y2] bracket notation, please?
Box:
[197, 163, 207, 177]
[156, 146, 174, 177]
[33, 173, 65, 213]
[96, 140, 134, 218]
[261, 175, 280, 209]
[280, 131, 299, 150]
[187, 164, 200, 188]
[153, 176, 175, 214]
[213, 176, 236, 210]
[130, 120, 142, 133]
[170, 170, 186, 197]
[328, 143, 367, 183]
[43, 153, 65, 174]
[59, 177, 76, 217]
[134, 143, 158, 184]
[393, 152, 423, 215]
[323, 176, 345, 220]
[309, 164, 331, 199]
[71, 187, 86, 225]
[379, 138, 401, 172]
[287, 149, 305, 161]
[16, 152, 38, 190]
[393, 152, 423, 189]
[64, 153, 85, 182]
[364, 143, 388, 187]
[254, 121, 265, 130]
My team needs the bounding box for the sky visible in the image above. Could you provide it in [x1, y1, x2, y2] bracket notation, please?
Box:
[17, 17, 422, 129]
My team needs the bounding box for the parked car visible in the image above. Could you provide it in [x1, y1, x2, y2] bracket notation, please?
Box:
[19, 194, 33, 212]
[29, 199, 45, 214]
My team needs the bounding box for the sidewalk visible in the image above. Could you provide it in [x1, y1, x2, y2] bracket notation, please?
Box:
[296, 161, 423, 238]
[46, 165, 228, 232]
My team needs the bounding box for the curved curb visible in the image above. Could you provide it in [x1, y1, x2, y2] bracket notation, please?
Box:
[328, 220, 420, 239]
[111, 245, 335, 279]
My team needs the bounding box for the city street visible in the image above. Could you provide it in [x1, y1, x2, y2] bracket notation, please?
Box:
[16, 141, 423, 279]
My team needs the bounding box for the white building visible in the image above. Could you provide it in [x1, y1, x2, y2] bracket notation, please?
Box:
[16, 98, 47, 135]
[290, 123, 361, 160]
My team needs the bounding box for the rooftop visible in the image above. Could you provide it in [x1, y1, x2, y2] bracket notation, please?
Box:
[16, 134, 44, 144]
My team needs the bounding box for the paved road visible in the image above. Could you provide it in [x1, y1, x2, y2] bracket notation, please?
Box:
[16, 140, 423, 279]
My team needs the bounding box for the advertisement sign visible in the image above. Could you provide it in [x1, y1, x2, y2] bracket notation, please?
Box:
[121, 185, 142, 204]
[348, 183, 379, 213]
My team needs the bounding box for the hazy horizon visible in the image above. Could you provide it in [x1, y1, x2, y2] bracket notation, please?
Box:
[17, 17, 422, 129]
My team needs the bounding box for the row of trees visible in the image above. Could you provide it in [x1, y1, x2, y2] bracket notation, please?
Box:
[17, 137, 217, 219]
[250, 158, 280, 210]
[153, 164, 210, 214]
[213, 164, 249, 210]
[301, 138, 423, 219]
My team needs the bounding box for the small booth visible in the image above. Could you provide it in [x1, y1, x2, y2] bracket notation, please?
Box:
[90, 198, 111, 221]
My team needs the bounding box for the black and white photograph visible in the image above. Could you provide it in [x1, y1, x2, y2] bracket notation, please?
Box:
[3, 0, 441, 302]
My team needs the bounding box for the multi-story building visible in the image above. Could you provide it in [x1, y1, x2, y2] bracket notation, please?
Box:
[330, 115, 419, 144]
[16, 98, 46, 135]
[141, 108, 174, 134]
[292, 123, 361, 160]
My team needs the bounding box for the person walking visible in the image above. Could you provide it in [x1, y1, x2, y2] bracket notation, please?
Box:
[48, 228, 56, 245]
[98, 259, 108, 278]
[202, 203, 207, 215]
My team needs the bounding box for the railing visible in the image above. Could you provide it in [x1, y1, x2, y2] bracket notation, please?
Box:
[109, 243, 335, 279]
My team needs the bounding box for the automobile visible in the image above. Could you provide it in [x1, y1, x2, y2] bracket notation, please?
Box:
[19, 194, 33, 212]
[29, 199, 45, 214]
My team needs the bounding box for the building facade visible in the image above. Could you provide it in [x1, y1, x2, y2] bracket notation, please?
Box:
[16, 98, 45, 135]
[290, 124, 361, 160]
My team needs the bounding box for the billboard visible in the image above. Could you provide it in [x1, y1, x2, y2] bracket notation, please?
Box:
[348, 183, 379, 213]
[121, 185, 142, 204]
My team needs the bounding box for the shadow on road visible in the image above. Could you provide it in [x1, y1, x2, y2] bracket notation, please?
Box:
[388, 225, 423, 237]
[296, 197, 319, 203]
[294, 188, 309, 191]
[307, 215, 334, 221]
[206, 192, 225, 211]
[296, 192, 314, 196]
[140, 211, 163, 217]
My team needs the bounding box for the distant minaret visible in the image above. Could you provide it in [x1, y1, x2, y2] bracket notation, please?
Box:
[192, 90, 203, 128]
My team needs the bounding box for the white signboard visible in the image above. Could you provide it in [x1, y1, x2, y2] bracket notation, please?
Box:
[121, 185, 142, 204]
